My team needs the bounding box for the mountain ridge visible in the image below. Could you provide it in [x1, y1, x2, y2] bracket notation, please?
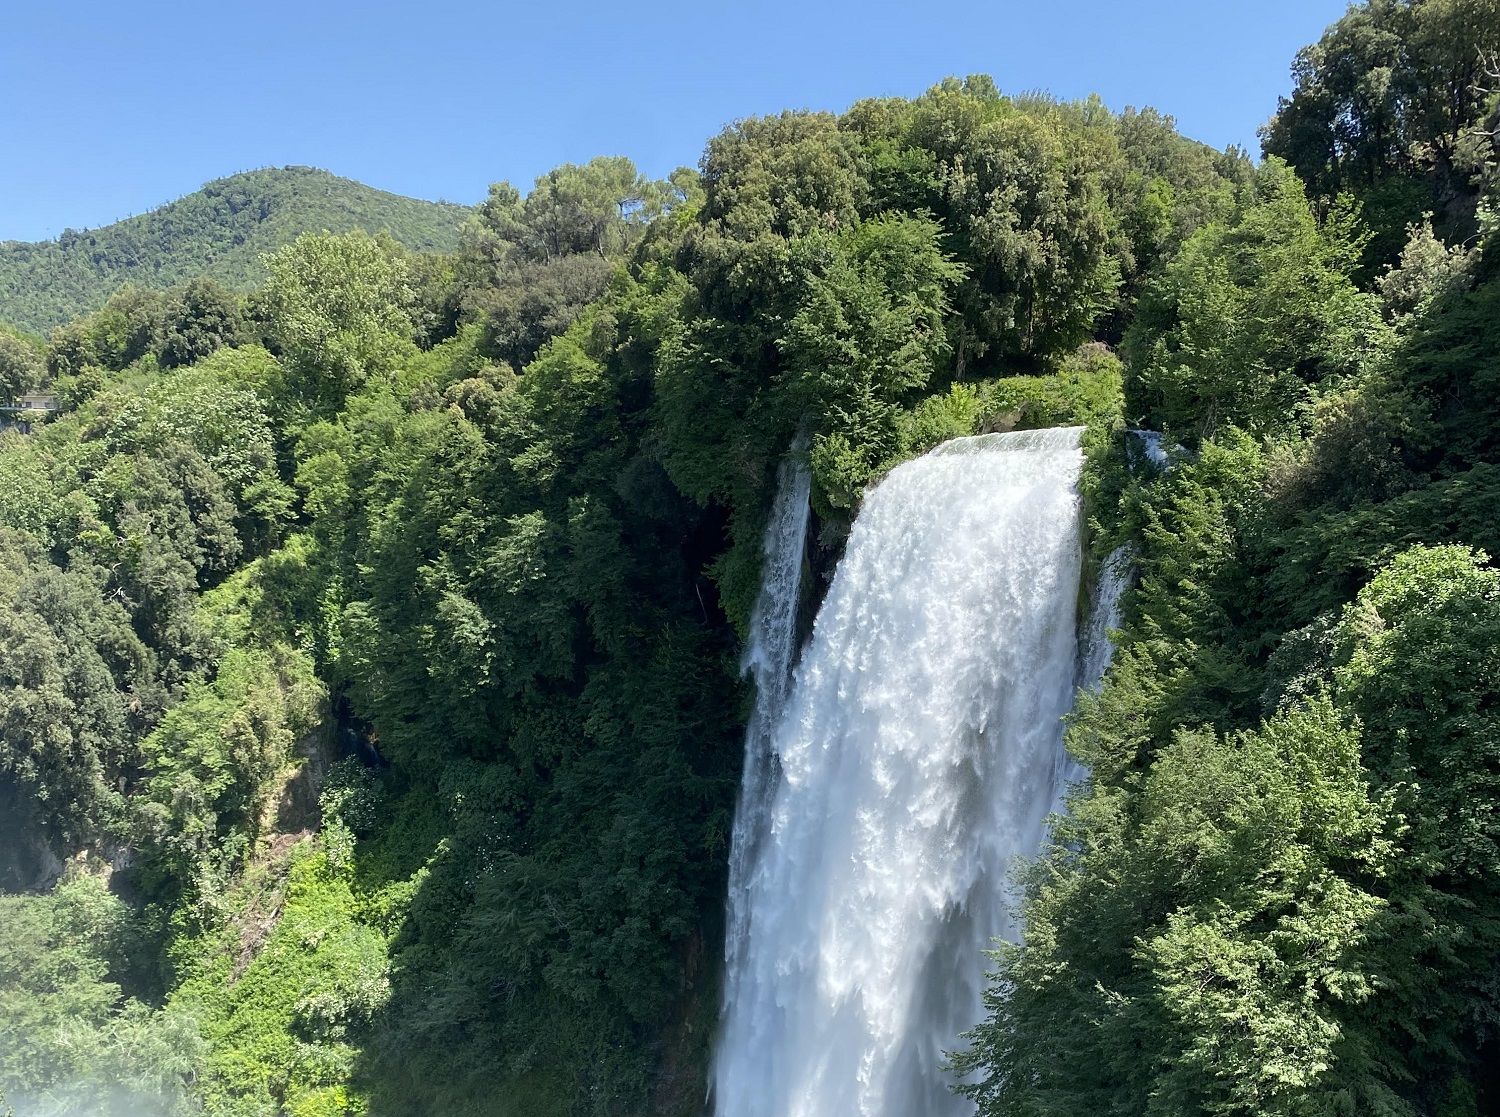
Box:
[0, 165, 471, 334]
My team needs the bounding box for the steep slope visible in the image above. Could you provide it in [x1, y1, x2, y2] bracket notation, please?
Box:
[0, 166, 471, 333]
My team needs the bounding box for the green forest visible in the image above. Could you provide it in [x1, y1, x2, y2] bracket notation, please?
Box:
[2, 1, 1499, 1114]
[0, 167, 470, 335]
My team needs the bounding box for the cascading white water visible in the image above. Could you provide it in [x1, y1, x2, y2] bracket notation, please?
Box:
[1049, 544, 1133, 815]
[724, 442, 812, 985]
[1078, 546, 1131, 692]
[715, 427, 1090, 1117]
[1129, 428, 1169, 467]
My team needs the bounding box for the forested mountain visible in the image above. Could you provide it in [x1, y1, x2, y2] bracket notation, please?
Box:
[0, 167, 470, 334]
[1, 2, 1498, 1116]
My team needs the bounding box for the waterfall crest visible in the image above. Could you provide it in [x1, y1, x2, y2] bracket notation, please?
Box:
[715, 427, 1089, 1117]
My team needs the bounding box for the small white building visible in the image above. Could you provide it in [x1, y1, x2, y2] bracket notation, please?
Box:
[0, 391, 60, 433]
[5, 392, 59, 411]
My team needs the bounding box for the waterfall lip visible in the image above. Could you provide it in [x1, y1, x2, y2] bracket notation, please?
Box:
[925, 425, 1085, 458]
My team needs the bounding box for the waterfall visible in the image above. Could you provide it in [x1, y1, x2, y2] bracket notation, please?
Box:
[715, 427, 1090, 1117]
[723, 441, 812, 987]
[1077, 545, 1131, 693]
[1050, 544, 1133, 813]
[1128, 428, 1169, 467]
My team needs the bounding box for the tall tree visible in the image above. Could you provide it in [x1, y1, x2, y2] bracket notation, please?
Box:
[158, 277, 243, 370]
[259, 231, 415, 413]
[1124, 160, 1383, 440]
[0, 333, 43, 402]
[1263, 0, 1500, 265]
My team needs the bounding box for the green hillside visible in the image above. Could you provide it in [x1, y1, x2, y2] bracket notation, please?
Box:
[0, 166, 471, 334]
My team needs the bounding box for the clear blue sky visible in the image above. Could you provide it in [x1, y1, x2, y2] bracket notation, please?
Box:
[1, 0, 1350, 243]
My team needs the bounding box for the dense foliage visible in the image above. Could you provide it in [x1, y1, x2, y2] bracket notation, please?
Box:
[0, 167, 469, 335]
[1262, 0, 1500, 270]
[2, 4, 1498, 1115]
[956, 7, 1500, 1110]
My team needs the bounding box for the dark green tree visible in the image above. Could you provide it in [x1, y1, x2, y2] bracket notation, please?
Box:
[0, 333, 43, 402]
[1124, 160, 1384, 440]
[1263, 0, 1500, 266]
[159, 277, 243, 369]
